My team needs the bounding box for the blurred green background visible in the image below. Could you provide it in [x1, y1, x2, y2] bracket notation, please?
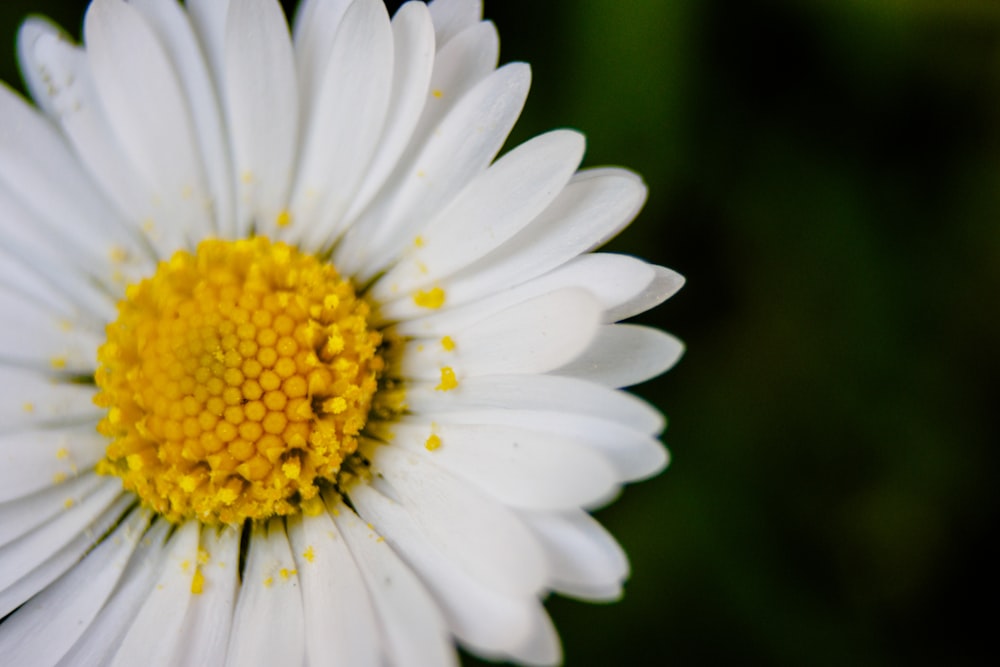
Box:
[2, 0, 997, 665]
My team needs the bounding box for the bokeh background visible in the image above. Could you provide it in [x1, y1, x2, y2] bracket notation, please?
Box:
[2, 0, 997, 665]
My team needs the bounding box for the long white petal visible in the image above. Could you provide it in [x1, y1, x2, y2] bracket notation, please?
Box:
[398, 287, 601, 382]
[350, 482, 539, 658]
[0, 471, 105, 549]
[110, 521, 201, 667]
[603, 265, 686, 323]
[442, 168, 648, 307]
[130, 0, 236, 237]
[427, 0, 483, 48]
[0, 81, 148, 276]
[173, 526, 241, 666]
[385, 253, 656, 329]
[555, 324, 685, 388]
[85, 0, 212, 249]
[0, 366, 99, 436]
[334, 62, 530, 281]
[331, 498, 457, 667]
[0, 423, 108, 503]
[0, 485, 126, 618]
[368, 444, 549, 596]
[402, 374, 666, 437]
[417, 408, 669, 484]
[56, 520, 172, 667]
[17, 18, 159, 232]
[289, 0, 394, 244]
[345, 0, 436, 222]
[0, 508, 150, 665]
[225, 520, 305, 667]
[287, 509, 380, 667]
[520, 509, 630, 601]
[372, 419, 618, 511]
[223, 0, 298, 236]
[372, 129, 585, 300]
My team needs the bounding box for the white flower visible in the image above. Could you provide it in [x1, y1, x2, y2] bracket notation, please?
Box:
[0, 0, 685, 664]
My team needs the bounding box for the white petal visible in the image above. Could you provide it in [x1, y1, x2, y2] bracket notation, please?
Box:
[398, 287, 601, 382]
[349, 482, 539, 656]
[0, 483, 125, 617]
[403, 374, 665, 436]
[555, 323, 685, 388]
[0, 507, 149, 665]
[0, 471, 105, 549]
[291, 0, 352, 111]
[289, 0, 394, 244]
[287, 509, 380, 667]
[427, 0, 483, 48]
[367, 443, 549, 596]
[185, 0, 230, 89]
[0, 366, 100, 435]
[17, 18, 158, 229]
[519, 509, 630, 601]
[173, 526, 241, 666]
[373, 419, 618, 511]
[511, 603, 562, 667]
[331, 498, 457, 667]
[110, 521, 200, 667]
[225, 520, 305, 667]
[334, 62, 530, 281]
[417, 408, 669, 484]
[0, 192, 117, 327]
[85, 0, 213, 248]
[373, 129, 585, 300]
[0, 81, 148, 275]
[223, 0, 298, 235]
[442, 168, 648, 307]
[401, 19, 498, 163]
[0, 422, 109, 503]
[345, 0, 436, 222]
[130, 0, 236, 237]
[385, 253, 656, 329]
[604, 265, 686, 323]
[56, 520, 172, 667]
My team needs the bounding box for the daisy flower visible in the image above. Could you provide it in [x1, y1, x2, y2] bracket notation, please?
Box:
[0, 0, 685, 664]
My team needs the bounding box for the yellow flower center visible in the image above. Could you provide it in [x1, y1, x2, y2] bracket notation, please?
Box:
[94, 237, 383, 524]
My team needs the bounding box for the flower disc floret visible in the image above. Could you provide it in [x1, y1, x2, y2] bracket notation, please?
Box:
[94, 237, 383, 524]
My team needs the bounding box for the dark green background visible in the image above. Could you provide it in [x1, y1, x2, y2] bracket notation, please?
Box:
[2, 1, 996, 665]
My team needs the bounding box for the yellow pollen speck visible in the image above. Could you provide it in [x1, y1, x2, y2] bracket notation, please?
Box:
[263, 576, 274, 588]
[55, 447, 69, 460]
[50, 356, 67, 370]
[441, 336, 456, 351]
[93, 237, 385, 525]
[432, 89, 443, 99]
[414, 235, 425, 248]
[276, 210, 292, 228]
[191, 568, 205, 594]
[303, 546, 315, 562]
[413, 287, 445, 309]
[436, 367, 458, 392]
[279, 568, 296, 580]
[109, 245, 129, 263]
[22, 402, 35, 413]
[425, 434, 442, 451]
[63, 498, 74, 509]
[241, 171, 254, 184]
[197, 548, 210, 565]
[52, 472, 67, 484]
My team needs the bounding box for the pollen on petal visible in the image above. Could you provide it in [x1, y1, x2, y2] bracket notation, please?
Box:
[435, 367, 458, 392]
[413, 287, 445, 309]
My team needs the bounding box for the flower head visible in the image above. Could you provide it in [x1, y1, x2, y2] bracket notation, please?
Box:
[0, 0, 684, 664]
